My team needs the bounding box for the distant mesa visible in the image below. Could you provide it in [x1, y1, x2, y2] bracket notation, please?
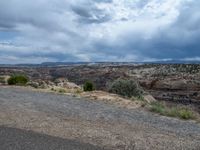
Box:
[0, 60, 200, 67]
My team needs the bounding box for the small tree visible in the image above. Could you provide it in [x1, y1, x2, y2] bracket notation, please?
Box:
[108, 79, 144, 98]
[7, 75, 29, 85]
[83, 81, 95, 91]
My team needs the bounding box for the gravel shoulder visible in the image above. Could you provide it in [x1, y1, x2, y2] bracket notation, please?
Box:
[0, 86, 200, 149]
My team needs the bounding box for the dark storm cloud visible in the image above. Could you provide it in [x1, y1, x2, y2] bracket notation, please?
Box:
[94, 0, 113, 2]
[0, 0, 200, 63]
[134, 0, 200, 59]
[71, 2, 112, 24]
[0, 0, 70, 32]
[88, 0, 200, 61]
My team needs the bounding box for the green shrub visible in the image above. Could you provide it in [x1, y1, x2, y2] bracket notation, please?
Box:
[83, 81, 95, 91]
[150, 101, 165, 115]
[166, 107, 179, 117]
[178, 108, 194, 120]
[7, 75, 29, 85]
[108, 79, 144, 98]
[58, 88, 66, 93]
[150, 102, 195, 120]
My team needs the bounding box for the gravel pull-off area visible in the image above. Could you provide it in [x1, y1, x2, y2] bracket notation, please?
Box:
[0, 87, 200, 150]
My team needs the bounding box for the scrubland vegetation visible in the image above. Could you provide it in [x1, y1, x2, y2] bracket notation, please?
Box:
[1, 64, 200, 121]
[149, 101, 195, 120]
[83, 81, 95, 91]
[7, 75, 29, 86]
[108, 79, 144, 98]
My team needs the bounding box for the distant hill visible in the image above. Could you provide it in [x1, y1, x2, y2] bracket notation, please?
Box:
[145, 60, 200, 64]
[1, 60, 200, 67]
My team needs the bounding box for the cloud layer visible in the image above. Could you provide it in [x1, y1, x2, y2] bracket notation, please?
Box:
[0, 0, 199, 63]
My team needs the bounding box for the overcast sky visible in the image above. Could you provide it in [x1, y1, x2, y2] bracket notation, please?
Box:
[0, 0, 199, 64]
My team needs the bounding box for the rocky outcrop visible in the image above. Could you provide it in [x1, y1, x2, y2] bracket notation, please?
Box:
[143, 94, 156, 103]
[149, 79, 200, 91]
[54, 78, 81, 89]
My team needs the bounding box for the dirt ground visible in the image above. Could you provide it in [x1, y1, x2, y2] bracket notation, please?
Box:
[0, 86, 200, 150]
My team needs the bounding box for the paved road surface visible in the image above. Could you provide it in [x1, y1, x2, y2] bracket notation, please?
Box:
[0, 126, 104, 150]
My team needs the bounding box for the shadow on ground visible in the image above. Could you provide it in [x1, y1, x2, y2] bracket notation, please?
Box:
[0, 126, 106, 150]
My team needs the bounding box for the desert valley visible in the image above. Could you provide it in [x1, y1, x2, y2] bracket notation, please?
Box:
[0, 63, 200, 149]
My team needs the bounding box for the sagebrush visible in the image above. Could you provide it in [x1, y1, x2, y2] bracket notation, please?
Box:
[83, 81, 95, 91]
[7, 75, 29, 85]
[108, 79, 144, 98]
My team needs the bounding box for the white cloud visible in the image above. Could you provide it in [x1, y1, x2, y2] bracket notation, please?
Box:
[0, 0, 199, 63]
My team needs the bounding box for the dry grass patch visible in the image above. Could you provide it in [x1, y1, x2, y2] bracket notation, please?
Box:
[149, 101, 196, 120]
[81, 91, 144, 109]
[0, 76, 6, 84]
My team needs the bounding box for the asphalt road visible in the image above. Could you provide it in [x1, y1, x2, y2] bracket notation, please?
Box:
[0, 126, 104, 150]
